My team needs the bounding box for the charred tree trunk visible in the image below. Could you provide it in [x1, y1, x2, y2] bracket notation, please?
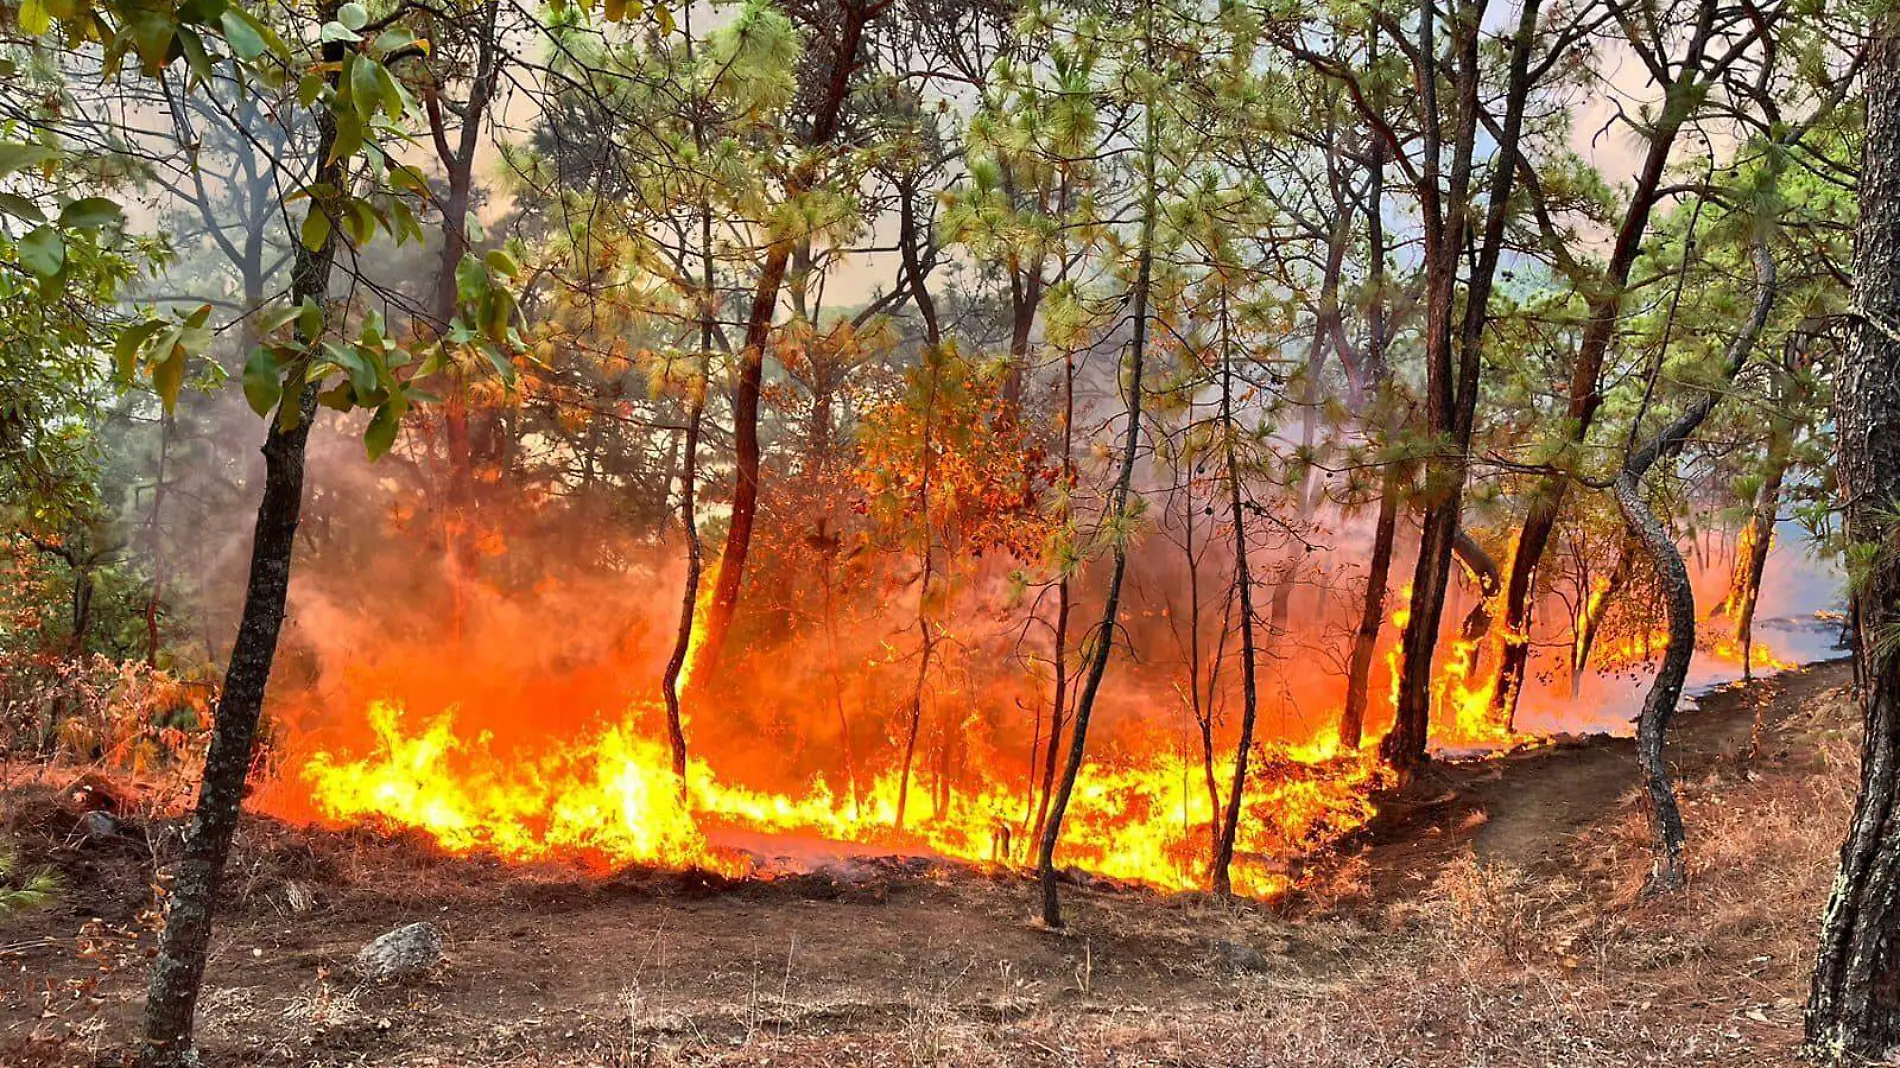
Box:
[1570, 535, 1636, 694]
[1342, 465, 1401, 748]
[1616, 237, 1776, 893]
[1490, 2, 1737, 727]
[1211, 306, 1260, 899]
[1807, 23, 1900, 1057]
[1715, 416, 1791, 681]
[694, 1, 883, 688]
[1037, 97, 1156, 928]
[138, 54, 344, 1066]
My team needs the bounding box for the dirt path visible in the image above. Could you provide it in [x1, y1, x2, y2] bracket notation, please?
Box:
[1332, 658, 1854, 902]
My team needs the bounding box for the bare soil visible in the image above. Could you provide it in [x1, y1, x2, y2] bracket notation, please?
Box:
[0, 659, 1860, 1066]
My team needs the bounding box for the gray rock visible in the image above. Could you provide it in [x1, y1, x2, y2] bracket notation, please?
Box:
[354, 922, 443, 982]
[1214, 938, 1272, 974]
[77, 810, 117, 842]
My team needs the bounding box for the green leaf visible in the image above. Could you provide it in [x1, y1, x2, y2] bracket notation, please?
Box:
[242, 347, 282, 417]
[177, 0, 228, 24]
[219, 6, 285, 56]
[153, 351, 186, 414]
[338, 1, 369, 30]
[277, 364, 307, 431]
[297, 73, 325, 108]
[219, 9, 264, 58]
[349, 55, 382, 122]
[299, 206, 331, 252]
[18, 0, 50, 35]
[0, 193, 44, 223]
[371, 26, 423, 57]
[123, 9, 178, 75]
[318, 381, 356, 411]
[297, 296, 323, 340]
[0, 143, 54, 177]
[259, 304, 301, 335]
[59, 196, 124, 230]
[319, 20, 362, 43]
[364, 400, 401, 460]
[113, 319, 166, 382]
[483, 248, 521, 278]
[455, 253, 488, 304]
[374, 58, 406, 119]
[176, 25, 214, 81]
[18, 226, 64, 278]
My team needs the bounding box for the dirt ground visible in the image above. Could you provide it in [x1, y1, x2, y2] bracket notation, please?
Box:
[0, 659, 1861, 1066]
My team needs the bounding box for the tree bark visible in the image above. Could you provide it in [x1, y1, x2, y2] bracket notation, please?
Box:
[1211, 303, 1260, 899]
[137, 51, 344, 1063]
[1616, 236, 1776, 893]
[1385, 0, 1538, 773]
[693, 0, 883, 688]
[1037, 91, 1156, 928]
[1807, 20, 1900, 1057]
[1569, 535, 1636, 695]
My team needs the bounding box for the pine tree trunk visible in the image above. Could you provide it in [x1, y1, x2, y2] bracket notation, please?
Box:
[1616, 236, 1776, 893]
[693, 2, 880, 687]
[1211, 315, 1260, 898]
[1806, 19, 1900, 1058]
[1341, 465, 1400, 748]
[1037, 92, 1156, 927]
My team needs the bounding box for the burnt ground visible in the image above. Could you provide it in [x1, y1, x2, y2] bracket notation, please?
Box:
[0, 658, 1861, 1067]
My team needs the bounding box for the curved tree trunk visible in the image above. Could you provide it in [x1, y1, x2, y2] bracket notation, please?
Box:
[1616, 236, 1776, 893]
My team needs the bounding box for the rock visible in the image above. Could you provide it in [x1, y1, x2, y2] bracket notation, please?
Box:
[1214, 938, 1272, 974]
[77, 809, 118, 842]
[354, 922, 443, 982]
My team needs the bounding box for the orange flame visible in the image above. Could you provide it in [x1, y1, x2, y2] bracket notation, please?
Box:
[279, 696, 1382, 897]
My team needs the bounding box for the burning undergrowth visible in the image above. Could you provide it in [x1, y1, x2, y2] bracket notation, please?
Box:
[237, 419, 1817, 902]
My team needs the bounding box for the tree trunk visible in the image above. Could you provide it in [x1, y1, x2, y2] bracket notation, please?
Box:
[138, 68, 343, 1062]
[1385, 0, 1536, 773]
[1341, 465, 1401, 748]
[1211, 305, 1260, 899]
[1617, 236, 1776, 893]
[1570, 535, 1636, 695]
[1807, 21, 1900, 1057]
[1714, 442, 1790, 681]
[1037, 92, 1156, 928]
[693, 1, 881, 687]
[1489, 7, 1727, 727]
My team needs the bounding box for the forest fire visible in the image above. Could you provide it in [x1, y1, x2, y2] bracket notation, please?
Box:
[277, 694, 1383, 898]
[255, 555, 1807, 898]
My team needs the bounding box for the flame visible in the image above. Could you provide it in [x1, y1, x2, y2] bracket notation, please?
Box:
[278, 697, 1382, 897]
[265, 542, 1796, 897]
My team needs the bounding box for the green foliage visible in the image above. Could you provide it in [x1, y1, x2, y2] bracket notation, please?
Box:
[0, 845, 57, 916]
